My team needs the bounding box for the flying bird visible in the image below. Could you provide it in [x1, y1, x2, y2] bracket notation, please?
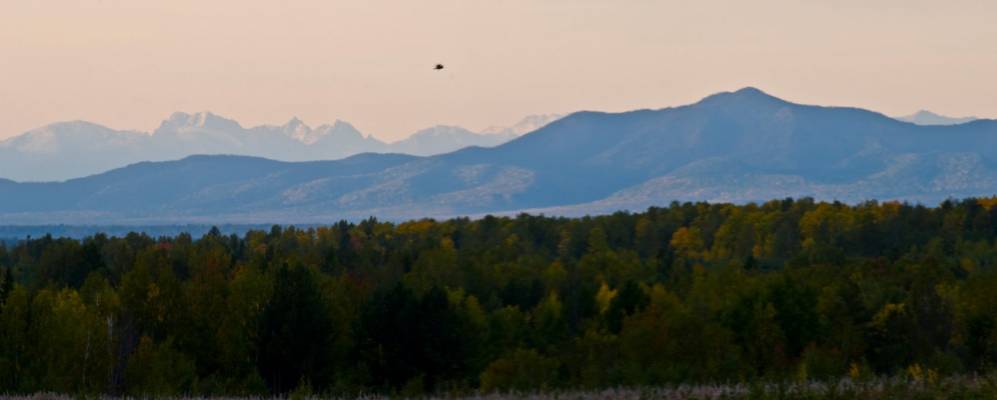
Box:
[434, 64, 444, 70]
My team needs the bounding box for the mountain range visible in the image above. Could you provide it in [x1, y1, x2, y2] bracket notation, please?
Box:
[0, 113, 563, 182]
[1, 87, 994, 224]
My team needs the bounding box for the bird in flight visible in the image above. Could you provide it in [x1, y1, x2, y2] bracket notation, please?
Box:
[434, 64, 444, 70]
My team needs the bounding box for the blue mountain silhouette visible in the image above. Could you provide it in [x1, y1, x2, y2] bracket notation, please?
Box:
[2, 88, 994, 223]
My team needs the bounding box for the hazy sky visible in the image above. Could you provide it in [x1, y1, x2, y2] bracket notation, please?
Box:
[2, 0, 995, 141]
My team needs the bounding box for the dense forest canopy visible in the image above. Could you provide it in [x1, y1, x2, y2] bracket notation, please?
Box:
[1, 197, 997, 396]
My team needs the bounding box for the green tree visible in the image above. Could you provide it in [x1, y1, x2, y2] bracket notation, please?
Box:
[257, 263, 335, 393]
[480, 349, 559, 392]
[124, 336, 196, 396]
[619, 290, 739, 383]
[26, 288, 112, 393]
[0, 267, 12, 305]
[0, 286, 29, 392]
[605, 280, 649, 334]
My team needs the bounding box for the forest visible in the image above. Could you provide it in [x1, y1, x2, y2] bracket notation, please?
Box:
[1, 197, 997, 397]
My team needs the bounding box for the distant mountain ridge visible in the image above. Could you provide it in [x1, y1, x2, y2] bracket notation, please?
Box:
[481, 113, 564, 136]
[895, 110, 978, 126]
[0, 113, 563, 182]
[1, 87, 994, 224]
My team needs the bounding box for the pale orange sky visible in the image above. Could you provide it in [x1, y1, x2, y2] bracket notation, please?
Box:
[1, 0, 995, 141]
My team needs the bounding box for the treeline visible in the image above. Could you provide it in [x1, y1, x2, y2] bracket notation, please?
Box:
[0, 224, 281, 241]
[1, 198, 997, 396]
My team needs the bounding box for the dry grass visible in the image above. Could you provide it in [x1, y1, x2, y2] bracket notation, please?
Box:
[8, 375, 997, 400]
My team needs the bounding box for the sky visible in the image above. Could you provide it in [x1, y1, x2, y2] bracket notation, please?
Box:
[1, 0, 996, 141]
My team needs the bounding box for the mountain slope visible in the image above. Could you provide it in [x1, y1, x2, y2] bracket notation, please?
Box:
[2, 87, 995, 224]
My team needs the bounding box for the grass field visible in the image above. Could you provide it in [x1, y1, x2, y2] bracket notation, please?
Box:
[10, 375, 997, 400]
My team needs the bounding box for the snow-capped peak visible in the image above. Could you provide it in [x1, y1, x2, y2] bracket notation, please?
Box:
[157, 111, 243, 134]
[281, 117, 318, 144]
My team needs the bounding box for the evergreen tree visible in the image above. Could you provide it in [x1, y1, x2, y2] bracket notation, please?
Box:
[257, 263, 335, 393]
